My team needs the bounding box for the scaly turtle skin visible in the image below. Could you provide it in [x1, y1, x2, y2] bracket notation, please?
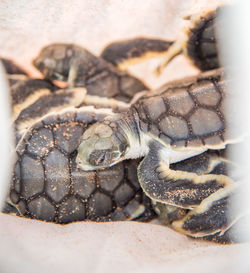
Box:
[33, 43, 149, 102]
[75, 68, 246, 241]
[9, 107, 155, 223]
[100, 8, 220, 74]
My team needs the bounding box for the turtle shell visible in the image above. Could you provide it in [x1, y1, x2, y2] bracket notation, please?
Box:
[10, 107, 154, 223]
[33, 43, 149, 103]
[186, 9, 219, 71]
[133, 68, 227, 150]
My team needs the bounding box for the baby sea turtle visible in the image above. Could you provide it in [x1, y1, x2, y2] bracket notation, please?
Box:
[100, 8, 220, 74]
[9, 106, 154, 223]
[75, 68, 245, 240]
[33, 43, 149, 102]
[156, 8, 220, 74]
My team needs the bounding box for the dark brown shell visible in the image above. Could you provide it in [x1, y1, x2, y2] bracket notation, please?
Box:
[10, 108, 154, 223]
[133, 69, 228, 149]
[33, 44, 149, 103]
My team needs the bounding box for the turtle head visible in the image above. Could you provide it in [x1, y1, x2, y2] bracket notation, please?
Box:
[76, 121, 129, 171]
[33, 43, 73, 81]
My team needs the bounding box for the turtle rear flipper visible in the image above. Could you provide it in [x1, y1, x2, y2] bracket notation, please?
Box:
[172, 189, 233, 240]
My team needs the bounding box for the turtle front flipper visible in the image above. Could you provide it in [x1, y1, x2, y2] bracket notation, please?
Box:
[171, 187, 235, 240]
[138, 141, 235, 209]
[13, 86, 87, 142]
[168, 153, 247, 242]
[101, 37, 173, 70]
[170, 182, 250, 243]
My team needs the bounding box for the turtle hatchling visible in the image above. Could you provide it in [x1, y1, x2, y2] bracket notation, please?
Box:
[76, 67, 248, 241]
[100, 7, 221, 74]
[33, 43, 149, 102]
[8, 106, 154, 223]
[155, 7, 221, 73]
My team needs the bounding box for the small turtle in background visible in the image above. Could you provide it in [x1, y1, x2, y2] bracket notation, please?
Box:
[33, 43, 149, 102]
[100, 7, 221, 74]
